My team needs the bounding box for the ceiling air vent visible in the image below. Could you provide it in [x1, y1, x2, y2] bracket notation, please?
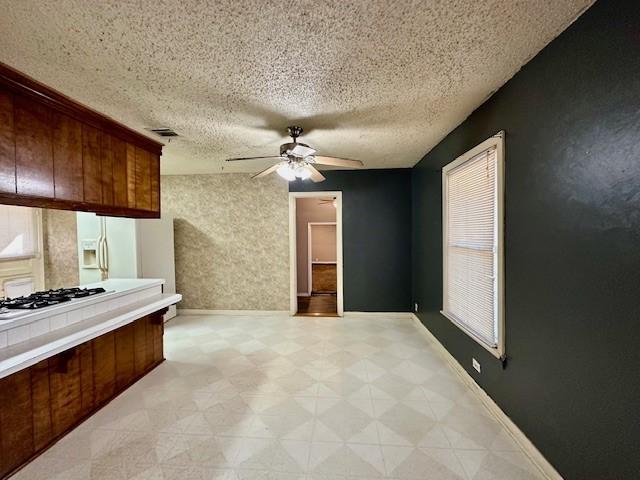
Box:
[148, 127, 179, 138]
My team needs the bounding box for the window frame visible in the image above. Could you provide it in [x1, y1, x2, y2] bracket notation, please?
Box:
[0, 205, 41, 262]
[441, 131, 505, 359]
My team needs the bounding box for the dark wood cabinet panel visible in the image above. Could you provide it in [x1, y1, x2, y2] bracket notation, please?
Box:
[0, 63, 162, 218]
[31, 360, 52, 452]
[151, 313, 164, 363]
[100, 133, 114, 206]
[52, 112, 83, 202]
[311, 264, 338, 293]
[0, 91, 15, 194]
[111, 136, 128, 208]
[0, 369, 34, 477]
[14, 97, 54, 198]
[135, 146, 151, 211]
[126, 142, 137, 209]
[82, 124, 102, 204]
[0, 311, 166, 478]
[49, 349, 82, 438]
[78, 343, 94, 417]
[145, 315, 156, 370]
[150, 152, 160, 212]
[115, 323, 136, 390]
[93, 332, 116, 406]
[134, 316, 150, 375]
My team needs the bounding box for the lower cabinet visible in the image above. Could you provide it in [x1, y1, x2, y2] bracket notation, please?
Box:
[0, 310, 165, 478]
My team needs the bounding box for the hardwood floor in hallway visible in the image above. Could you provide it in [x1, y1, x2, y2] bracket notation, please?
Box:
[297, 294, 338, 317]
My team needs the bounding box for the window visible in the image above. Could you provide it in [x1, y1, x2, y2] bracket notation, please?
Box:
[0, 205, 38, 260]
[442, 132, 504, 358]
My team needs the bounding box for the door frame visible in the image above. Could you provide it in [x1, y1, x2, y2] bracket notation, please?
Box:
[308, 222, 338, 294]
[289, 191, 343, 316]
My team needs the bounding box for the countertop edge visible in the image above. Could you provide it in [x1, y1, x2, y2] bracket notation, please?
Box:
[0, 292, 181, 379]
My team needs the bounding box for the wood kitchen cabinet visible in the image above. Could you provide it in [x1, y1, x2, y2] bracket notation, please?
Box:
[0, 311, 165, 478]
[52, 112, 84, 202]
[93, 331, 116, 406]
[49, 348, 83, 438]
[0, 62, 163, 218]
[14, 96, 54, 198]
[0, 92, 15, 194]
[0, 370, 34, 478]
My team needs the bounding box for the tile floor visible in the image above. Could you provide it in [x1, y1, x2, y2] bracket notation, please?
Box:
[14, 314, 544, 480]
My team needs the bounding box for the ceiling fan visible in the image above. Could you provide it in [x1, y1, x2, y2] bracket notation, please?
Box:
[319, 197, 337, 208]
[225, 126, 364, 182]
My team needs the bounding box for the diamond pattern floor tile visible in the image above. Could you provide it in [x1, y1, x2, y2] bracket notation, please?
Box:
[11, 313, 544, 479]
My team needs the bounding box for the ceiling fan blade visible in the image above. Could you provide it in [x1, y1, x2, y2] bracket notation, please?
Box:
[252, 162, 282, 179]
[290, 144, 316, 158]
[311, 156, 364, 168]
[226, 156, 282, 162]
[307, 165, 326, 183]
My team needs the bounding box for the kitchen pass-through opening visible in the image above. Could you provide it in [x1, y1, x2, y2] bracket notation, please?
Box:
[289, 192, 343, 316]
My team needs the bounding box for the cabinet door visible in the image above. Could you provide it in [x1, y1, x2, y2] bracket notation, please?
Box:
[112, 136, 128, 208]
[82, 124, 102, 204]
[0, 369, 34, 477]
[150, 152, 160, 212]
[49, 349, 82, 437]
[151, 313, 164, 364]
[14, 96, 54, 197]
[52, 112, 83, 201]
[31, 359, 53, 452]
[0, 91, 15, 194]
[126, 142, 137, 208]
[135, 147, 151, 210]
[134, 315, 153, 374]
[78, 342, 95, 417]
[93, 332, 116, 406]
[115, 322, 136, 391]
[100, 133, 114, 206]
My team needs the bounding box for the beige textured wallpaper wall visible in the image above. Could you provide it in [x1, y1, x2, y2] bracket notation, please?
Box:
[162, 174, 290, 310]
[42, 209, 79, 289]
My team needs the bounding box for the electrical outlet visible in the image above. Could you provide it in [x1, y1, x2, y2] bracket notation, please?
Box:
[472, 358, 481, 373]
[414, 303, 419, 312]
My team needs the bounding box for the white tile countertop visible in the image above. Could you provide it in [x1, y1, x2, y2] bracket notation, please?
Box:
[0, 278, 165, 331]
[0, 278, 181, 379]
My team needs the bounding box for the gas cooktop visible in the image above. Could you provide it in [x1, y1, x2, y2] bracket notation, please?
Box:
[0, 287, 107, 318]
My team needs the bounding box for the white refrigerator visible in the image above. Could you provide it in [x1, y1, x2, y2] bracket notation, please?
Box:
[76, 212, 177, 319]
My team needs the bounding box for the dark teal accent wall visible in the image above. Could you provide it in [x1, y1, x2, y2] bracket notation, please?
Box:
[290, 169, 412, 312]
[411, 1, 640, 478]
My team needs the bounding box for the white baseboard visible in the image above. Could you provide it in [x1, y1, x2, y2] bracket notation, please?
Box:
[410, 314, 563, 480]
[297, 292, 311, 297]
[177, 309, 289, 316]
[344, 311, 413, 319]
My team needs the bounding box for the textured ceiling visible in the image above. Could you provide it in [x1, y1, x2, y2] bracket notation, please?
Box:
[0, 0, 592, 174]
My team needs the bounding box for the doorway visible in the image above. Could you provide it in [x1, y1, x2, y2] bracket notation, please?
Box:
[289, 192, 343, 316]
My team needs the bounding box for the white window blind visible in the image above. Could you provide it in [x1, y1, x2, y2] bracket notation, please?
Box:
[442, 135, 504, 356]
[0, 205, 38, 260]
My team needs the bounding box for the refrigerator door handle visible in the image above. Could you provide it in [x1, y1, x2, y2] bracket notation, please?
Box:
[96, 234, 104, 271]
[102, 235, 109, 276]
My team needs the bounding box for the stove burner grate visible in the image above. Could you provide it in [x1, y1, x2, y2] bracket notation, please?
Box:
[0, 287, 107, 311]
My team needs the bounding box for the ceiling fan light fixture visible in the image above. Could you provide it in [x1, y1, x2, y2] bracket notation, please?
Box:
[225, 125, 364, 183]
[277, 163, 296, 181]
[294, 165, 312, 180]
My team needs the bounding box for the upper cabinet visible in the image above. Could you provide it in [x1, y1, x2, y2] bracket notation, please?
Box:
[0, 62, 162, 218]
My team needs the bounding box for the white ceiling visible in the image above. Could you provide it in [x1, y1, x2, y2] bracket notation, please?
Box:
[0, 1, 592, 174]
